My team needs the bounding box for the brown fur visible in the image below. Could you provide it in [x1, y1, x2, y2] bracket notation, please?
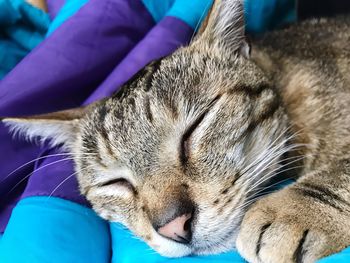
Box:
[237, 16, 350, 263]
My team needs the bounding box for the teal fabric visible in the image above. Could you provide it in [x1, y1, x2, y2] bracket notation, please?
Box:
[110, 223, 245, 263]
[167, 0, 213, 30]
[142, 0, 213, 30]
[245, 0, 297, 33]
[141, 0, 174, 24]
[46, 0, 89, 36]
[0, 0, 50, 78]
[0, 196, 348, 263]
[0, 197, 110, 263]
[0, 0, 296, 79]
[143, 0, 297, 33]
[319, 247, 350, 263]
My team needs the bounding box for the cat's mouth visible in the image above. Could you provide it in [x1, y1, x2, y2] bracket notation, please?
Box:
[153, 228, 239, 257]
[150, 211, 242, 257]
[171, 194, 256, 254]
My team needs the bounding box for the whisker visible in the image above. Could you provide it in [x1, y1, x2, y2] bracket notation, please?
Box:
[248, 167, 299, 197]
[234, 186, 285, 213]
[247, 149, 309, 189]
[239, 127, 297, 176]
[222, 176, 295, 223]
[239, 142, 303, 188]
[231, 164, 305, 219]
[46, 174, 77, 199]
[189, 0, 213, 43]
[253, 177, 296, 193]
[6, 156, 95, 195]
[218, 154, 302, 221]
[46, 165, 94, 200]
[243, 140, 307, 182]
[246, 155, 306, 192]
[1, 152, 97, 184]
[238, 166, 303, 213]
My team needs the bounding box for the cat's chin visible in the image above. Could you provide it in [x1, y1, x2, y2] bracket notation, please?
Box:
[148, 234, 193, 258]
[152, 243, 192, 258]
[151, 231, 238, 258]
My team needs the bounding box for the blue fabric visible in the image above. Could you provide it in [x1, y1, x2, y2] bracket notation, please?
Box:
[166, 0, 213, 30]
[245, 0, 297, 33]
[0, 0, 50, 78]
[110, 200, 350, 263]
[319, 247, 350, 263]
[142, 0, 174, 23]
[143, 0, 297, 33]
[142, 0, 213, 30]
[46, 0, 89, 36]
[0, 197, 110, 263]
[110, 223, 245, 263]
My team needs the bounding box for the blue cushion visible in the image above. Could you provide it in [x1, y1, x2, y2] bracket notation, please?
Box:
[318, 247, 350, 263]
[110, 223, 245, 263]
[0, 197, 110, 263]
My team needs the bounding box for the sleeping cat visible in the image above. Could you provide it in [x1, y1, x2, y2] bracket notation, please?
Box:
[3, 0, 350, 262]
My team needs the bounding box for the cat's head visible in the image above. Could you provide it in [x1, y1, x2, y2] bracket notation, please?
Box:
[3, 0, 290, 257]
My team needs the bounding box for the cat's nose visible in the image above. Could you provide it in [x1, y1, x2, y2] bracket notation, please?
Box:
[157, 213, 192, 244]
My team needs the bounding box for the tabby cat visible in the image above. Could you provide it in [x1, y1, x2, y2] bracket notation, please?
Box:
[3, 0, 350, 262]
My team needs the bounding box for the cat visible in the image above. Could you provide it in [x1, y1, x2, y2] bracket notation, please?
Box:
[3, 0, 350, 262]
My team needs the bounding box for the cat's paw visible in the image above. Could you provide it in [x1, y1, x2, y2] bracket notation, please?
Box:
[236, 186, 350, 263]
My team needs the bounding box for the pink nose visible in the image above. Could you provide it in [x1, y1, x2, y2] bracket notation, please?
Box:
[157, 213, 192, 243]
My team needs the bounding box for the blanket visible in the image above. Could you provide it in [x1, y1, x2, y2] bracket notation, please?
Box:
[0, 0, 49, 78]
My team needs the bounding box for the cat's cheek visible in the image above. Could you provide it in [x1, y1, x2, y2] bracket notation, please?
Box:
[86, 184, 135, 203]
[94, 204, 134, 226]
[94, 184, 134, 198]
[84, 185, 136, 223]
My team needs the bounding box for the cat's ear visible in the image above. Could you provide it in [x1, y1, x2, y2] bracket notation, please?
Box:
[195, 0, 250, 58]
[1, 104, 94, 150]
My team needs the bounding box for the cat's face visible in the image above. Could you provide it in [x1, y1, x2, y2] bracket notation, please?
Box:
[73, 44, 288, 256]
[3, 0, 289, 257]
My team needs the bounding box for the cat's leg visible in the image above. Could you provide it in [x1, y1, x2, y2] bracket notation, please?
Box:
[236, 159, 350, 263]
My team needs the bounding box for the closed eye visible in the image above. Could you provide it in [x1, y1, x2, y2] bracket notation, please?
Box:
[180, 111, 207, 165]
[100, 178, 135, 192]
[180, 95, 221, 165]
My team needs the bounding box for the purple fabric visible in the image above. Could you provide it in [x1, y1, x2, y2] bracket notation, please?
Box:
[0, 0, 194, 233]
[0, 0, 155, 116]
[46, 0, 66, 19]
[87, 17, 194, 103]
[20, 152, 86, 204]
